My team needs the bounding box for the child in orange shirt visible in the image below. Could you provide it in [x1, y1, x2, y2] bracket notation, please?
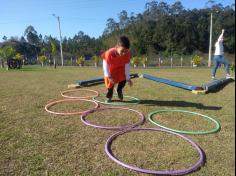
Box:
[101, 36, 133, 102]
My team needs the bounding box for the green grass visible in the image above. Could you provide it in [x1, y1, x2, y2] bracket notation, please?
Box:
[0, 66, 235, 175]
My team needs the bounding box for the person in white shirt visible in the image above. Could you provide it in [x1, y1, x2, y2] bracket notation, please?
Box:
[211, 29, 233, 80]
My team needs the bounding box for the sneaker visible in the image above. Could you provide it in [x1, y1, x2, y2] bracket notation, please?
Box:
[226, 74, 234, 79]
[212, 76, 217, 80]
[105, 98, 112, 103]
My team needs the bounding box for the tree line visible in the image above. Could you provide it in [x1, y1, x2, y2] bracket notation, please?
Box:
[0, 0, 235, 67]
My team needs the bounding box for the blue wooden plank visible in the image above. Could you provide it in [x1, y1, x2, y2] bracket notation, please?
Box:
[203, 77, 234, 92]
[76, 73, 139, 86]
[76, 77, 104, 85]
[142, 74, 201, 91]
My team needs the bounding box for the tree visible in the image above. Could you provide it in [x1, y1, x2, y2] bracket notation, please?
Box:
[131, 57, 141, 67]
[20, 36, 26, 43]
[39, 55, 47, 67]
[15, 53, 23, 60]
[144, 0, 158, 21]
[142, 56, 149, 68]
[15, 53, 24, 65]
[24, 25, 40, 61]
[118, 10, 129, 29]
[192, 55, 202, 67]
[104, 18, 119, 35]
[24, 26, 39, 45]
[76, 56, 85, 67]
[0, 1, 234, 65]
[230, 63, 235, 72]
[0, 46, 16, 68]
[2, 36, 7, 41]
[92, 55, 100, 67]
[51, 42, 57, 68]
[170, 1, 184, 15]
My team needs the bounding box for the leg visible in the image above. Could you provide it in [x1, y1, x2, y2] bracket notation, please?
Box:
[106, 86, 114, 100]
[104, 77, 114, 101]
[117, 80, 126, 100]
[221, 56, 230, 74]
[211, 55, 220, 77]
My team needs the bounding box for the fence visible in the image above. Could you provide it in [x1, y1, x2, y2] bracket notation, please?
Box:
[8, 53, 234, 68]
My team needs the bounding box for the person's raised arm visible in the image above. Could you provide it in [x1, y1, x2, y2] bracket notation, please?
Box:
[217, 29, 224, 42]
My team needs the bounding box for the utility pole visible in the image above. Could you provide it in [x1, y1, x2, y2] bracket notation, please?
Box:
[53, 14, 64, 67]
[208, 12, 213, 67]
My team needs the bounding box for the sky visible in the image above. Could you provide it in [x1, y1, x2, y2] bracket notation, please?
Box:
[0, 0, 234, 42]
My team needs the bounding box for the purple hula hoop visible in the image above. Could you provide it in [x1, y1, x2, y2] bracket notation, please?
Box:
[80, 107, 145, 130]
[105, 128, 205, 175]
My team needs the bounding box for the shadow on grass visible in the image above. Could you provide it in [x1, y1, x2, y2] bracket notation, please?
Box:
[139, 100, 222, 110]
[206, 79, 235, 94]
[19, 67, 52, 71]
[200, 147, 207, 167]
[3, 67, 48, 71]
[82, 82, 104, 87]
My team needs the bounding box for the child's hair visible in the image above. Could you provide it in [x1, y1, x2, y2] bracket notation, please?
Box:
[117, 36, 130, 49]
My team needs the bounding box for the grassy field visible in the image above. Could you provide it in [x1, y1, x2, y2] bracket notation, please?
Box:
[0, 66, 235, 176]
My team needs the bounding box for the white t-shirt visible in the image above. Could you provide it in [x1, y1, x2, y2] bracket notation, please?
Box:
[214, 33, 224, 55]
[103, 60, 130, 80]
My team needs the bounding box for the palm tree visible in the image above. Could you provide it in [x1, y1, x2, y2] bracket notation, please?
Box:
[0, 46, 16, 69]
[51, 42, 57, 69]
[92, 55, 100, 67]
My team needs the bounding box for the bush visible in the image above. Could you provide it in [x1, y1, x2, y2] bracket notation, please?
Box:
[15, 53, 23, 60]
[39, 55, 47, 66]
[131, 57, 141, 67]
[192, 55, 201, 66]
[92, 55, 100, 66]
[76, 56, 85, 66]
[142, 57, 148, 65]
[230, 63, 235, 72]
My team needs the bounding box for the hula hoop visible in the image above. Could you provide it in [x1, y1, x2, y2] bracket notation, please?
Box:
[61, 88, 99, 99]
[45, 99, 99, 115]
[93, 95, 140, 106]
[105, 128, 205, 175]
[81, 107, 145, 130]
[148, 109, 221, 135]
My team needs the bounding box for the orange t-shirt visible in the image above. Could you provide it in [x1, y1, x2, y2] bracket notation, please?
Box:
[101, 48, 131, 83]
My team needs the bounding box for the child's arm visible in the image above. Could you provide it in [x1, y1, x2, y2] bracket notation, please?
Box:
[103, 60, 110, 77]
[125, 63, 130, 80]
[125, 63, 133, 87]
[103, 60, 114, 84]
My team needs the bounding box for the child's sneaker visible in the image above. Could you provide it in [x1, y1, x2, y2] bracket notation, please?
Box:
[105, 98, 112, 103]
[226, 74, 234, 79]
